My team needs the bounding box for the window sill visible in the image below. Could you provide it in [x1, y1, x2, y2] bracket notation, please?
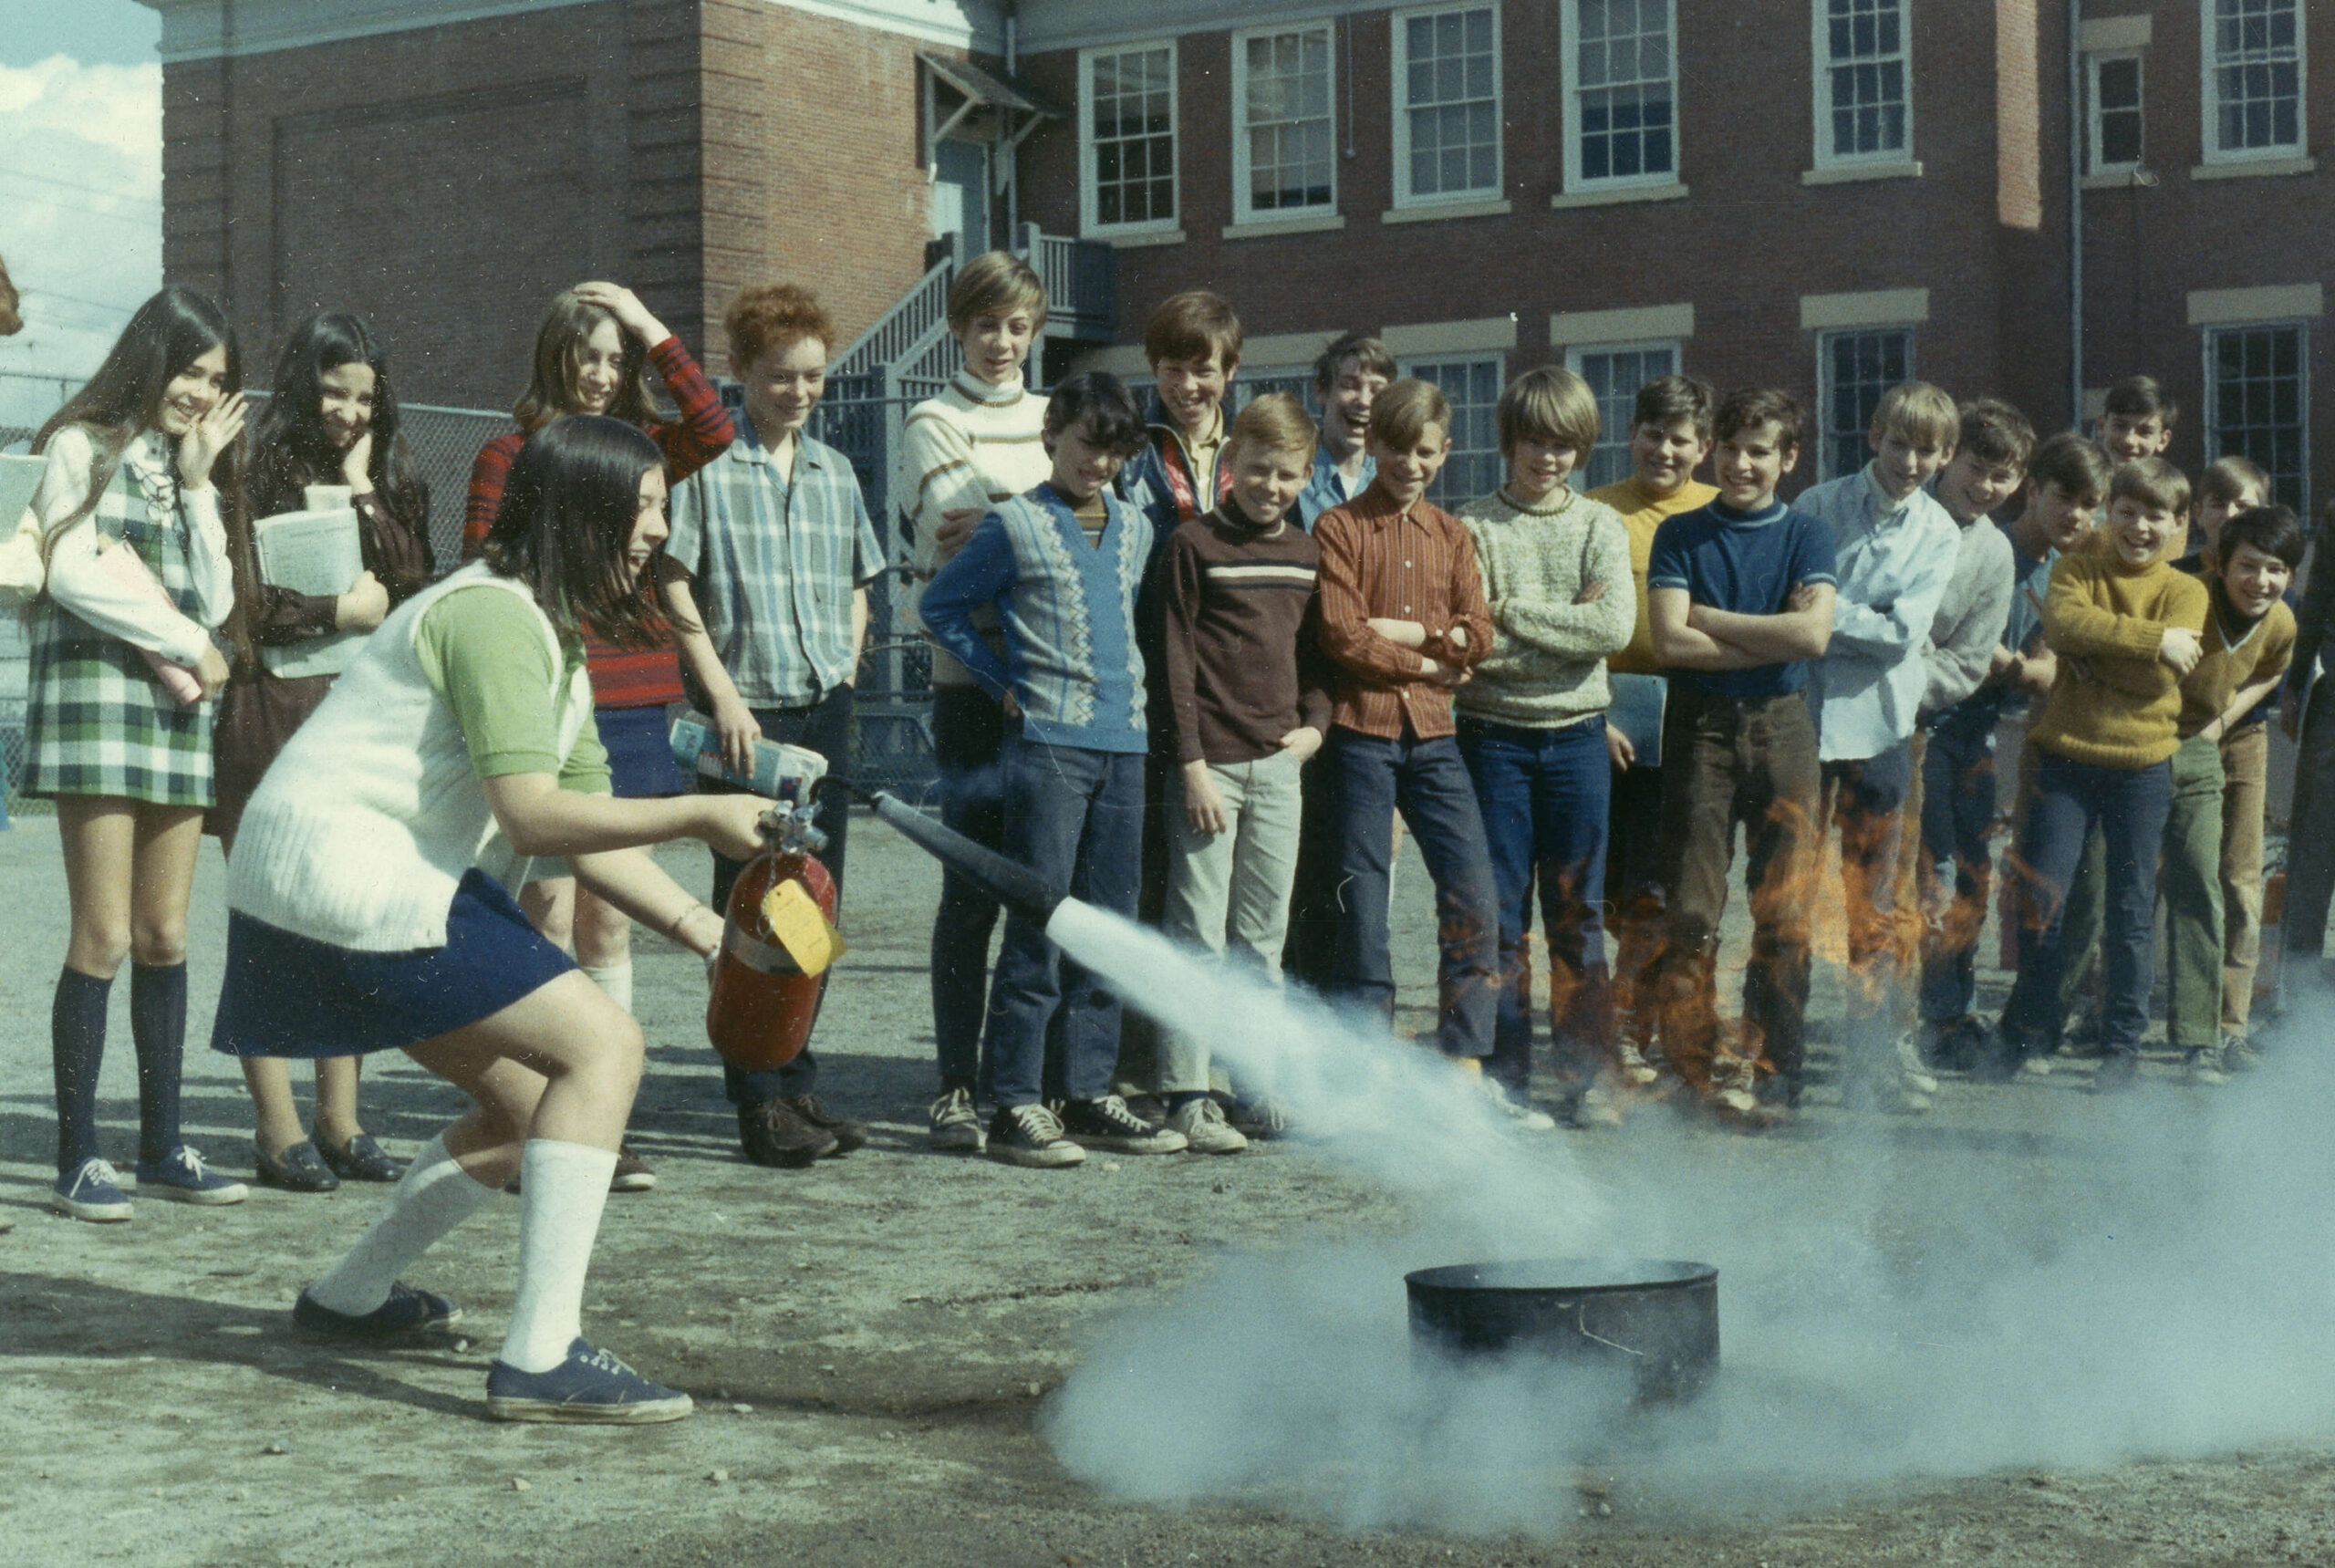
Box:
[1549, 181, 1689, 211]
[1380, 197, 1513, 225]
[1089, 227, 1188, 249]
[2189, 154, 2316, 182]
[1801, 159, 1924, 185]
[1221, 213, 1348, 241]
[2081, 169, 2153, 190]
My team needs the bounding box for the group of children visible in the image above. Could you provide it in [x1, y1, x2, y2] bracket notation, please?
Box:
[898, 261, 2314, 1158]
[5, 255, 2316, 1416]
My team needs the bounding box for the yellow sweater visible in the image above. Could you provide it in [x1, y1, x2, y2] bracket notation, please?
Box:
[1589, 473, 1719, 676]
[2175, 585, 2295, 736]
[2026, 532, 2210, 768]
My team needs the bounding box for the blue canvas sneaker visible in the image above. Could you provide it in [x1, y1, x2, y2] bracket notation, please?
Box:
[51, 1158, 133, 1222]
[486, 1339, 694, 1424]
[294, 1282, 463, 1338]
[136, 1147, 250, 1206]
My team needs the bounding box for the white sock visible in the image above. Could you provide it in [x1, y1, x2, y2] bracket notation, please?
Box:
[581, 961, 633, 1014]
[498, 1138, 619, 1373]
[306, 1132, 500, 1315]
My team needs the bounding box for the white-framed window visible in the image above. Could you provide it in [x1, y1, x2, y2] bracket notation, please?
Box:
[1567, 341, 1681, 492]
[1233, 23, 1337, 223]
[1561, 0, 1678, 191]
[1230, 372, 1323, 421]
[1392, 4, 1502, 207]
[1398, 354, 1505, 504]
[2088, 52, 2144, 173]
[1817, 327, 1914, 480]
[1080, 42, 1178, 235]
[2202, 0, 2305, 163]
[2206, 321, 2309, 512]
[1813, 0, 1912, 167]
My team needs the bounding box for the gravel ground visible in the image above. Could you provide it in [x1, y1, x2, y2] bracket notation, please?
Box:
[3, 805, 2333, 1568]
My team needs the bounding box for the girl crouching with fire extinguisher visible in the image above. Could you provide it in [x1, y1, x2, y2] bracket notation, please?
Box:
[207, 415, 767, 1423]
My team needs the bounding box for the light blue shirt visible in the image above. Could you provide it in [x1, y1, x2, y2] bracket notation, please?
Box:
[1295, 444, 1375, 533]
[1799, 462, 1962, 762]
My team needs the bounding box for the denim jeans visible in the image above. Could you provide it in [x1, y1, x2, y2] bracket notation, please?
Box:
[929, 686, 1007, 1090]
[1327, 726, 1500, 1063]
[1999, 750, 2174, 1057]
[2160, 732, 2226, 1050]
[1458, 713, 1614, 1091]
[711, 683, 855, 1106]
[1917, 709, 1998, 1023]
[1647, 689, 1820, 1093]
[1280, 747, 1344, 992]
[1604, 759, 1666, 1050]
[1818, 739, 1914, 1081]
[1159, 747, 1305, 1093]
[982, 737, 1144, 1107]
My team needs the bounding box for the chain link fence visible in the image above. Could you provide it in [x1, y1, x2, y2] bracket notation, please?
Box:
[4, 387, 947, 816]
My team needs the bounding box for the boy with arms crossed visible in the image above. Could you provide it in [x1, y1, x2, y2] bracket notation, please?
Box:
[1644, 389, 1837, 1124]
[1795, 382, 1963, 1111]
[1587, 375, 1718, 1090]
[1989, 459, 2209, 1090]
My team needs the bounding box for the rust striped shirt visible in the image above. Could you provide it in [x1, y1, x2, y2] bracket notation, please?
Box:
[1313, 486, 1493, 740]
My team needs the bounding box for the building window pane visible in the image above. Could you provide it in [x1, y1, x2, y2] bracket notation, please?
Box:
[1242, 27, 1335, 214]
[1089, 46, 1176, 228]
[1820, 328, 1912, 480]
[2210, 323, 2309, 511]
[1574, 0, 1676, 183]
[2092, 55, 2143, 169]
[1399, 355, 1504, 504]
[1822, 0, 1910, 160]
[1402, 6, 1501, 199]
[1571, 344, 1680, 492]
[2212, 0, 2304, 154]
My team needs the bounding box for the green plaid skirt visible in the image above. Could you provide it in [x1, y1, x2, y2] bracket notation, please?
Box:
[25, 478, 216, 807]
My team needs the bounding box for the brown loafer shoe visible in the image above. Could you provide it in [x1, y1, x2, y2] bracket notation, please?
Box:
[739, 1099, 839, 1168]
[780, 1094, 868, 1156]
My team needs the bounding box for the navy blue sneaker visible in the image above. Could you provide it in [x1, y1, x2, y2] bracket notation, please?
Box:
[293, 1282, 463, 1338]
[51, 1158, 133, 1223]
[136, 1147, 249, 1206]
[485, 1339, 694, 1424]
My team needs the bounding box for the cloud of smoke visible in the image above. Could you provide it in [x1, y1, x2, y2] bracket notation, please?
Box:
[1039, 899, 2335, 1532]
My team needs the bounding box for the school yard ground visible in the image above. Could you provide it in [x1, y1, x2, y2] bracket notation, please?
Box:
[3, 804, 2334, 1568]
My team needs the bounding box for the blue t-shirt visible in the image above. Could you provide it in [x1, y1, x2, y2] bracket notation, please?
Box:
[1646, 500, 1839, 698]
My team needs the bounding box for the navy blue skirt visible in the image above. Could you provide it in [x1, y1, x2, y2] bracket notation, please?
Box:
[600, 703, 688, 798]
[211, 869, 577, 1060]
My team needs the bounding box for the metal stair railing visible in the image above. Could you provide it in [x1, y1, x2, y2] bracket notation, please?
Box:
[834, 254, 958, 379]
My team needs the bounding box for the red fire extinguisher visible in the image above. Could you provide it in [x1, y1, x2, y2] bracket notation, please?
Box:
[707, 804, 837, 1072]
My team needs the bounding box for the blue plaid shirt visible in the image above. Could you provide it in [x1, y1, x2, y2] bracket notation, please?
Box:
[666, 427, 884, 708]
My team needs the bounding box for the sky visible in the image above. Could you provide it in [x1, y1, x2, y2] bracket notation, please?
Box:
[0, 0, 166, 432]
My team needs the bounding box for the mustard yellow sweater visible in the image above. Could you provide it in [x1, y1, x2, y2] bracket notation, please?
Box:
[2027, 532, 2210, 769]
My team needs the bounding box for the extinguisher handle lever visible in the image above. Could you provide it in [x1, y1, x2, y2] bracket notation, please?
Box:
[756, 804, 829, 858]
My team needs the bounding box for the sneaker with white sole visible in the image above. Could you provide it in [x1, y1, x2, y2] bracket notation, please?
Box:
[1571, 1084, 1625, 1128]
[987, 1104, 1085, 1168]
[51, 1158, 132, 1222]
[485, 1338, 693, 1424]
[135, 1147, 247, 1206]
[2222, 1034, 2262, 1074]
[2185, 1045, 2230, 1085]
[1058, 1095, 1188, 1154]
[1707, 1054, 1763, 1116]
[1476, 1075, 1558, 1132]
[294, 1282, 462, 1338]
[1893, 1031, 1940, 1096]
[1614, 1039, 1662, 1088]
[929, 1085, 986, 1152]
[1166, 1097, 1249, 1155]
[1225, 1096, 1290, 1137]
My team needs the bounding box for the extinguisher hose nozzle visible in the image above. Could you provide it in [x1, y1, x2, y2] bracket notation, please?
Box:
[867, 791, 1068, 924]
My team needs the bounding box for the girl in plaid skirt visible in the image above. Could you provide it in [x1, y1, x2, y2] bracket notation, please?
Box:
[25, 286, 251, 1221]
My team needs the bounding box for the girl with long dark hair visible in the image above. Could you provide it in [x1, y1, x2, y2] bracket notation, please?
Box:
[212, 415, 763, 1422]
[213, 309, 437, 1192]
[23, 285, 250, 1220]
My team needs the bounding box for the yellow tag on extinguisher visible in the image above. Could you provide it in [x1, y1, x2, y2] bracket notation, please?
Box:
[761, 879, 846, 976]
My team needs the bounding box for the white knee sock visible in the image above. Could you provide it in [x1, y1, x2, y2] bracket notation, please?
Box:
[306, 1132, 501, 1315]
[498, 1138, 618, 1373]
[580, 961, 634, 1014]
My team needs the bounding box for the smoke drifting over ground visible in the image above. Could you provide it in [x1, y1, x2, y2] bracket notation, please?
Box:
[1040, 901, 2335, 1533]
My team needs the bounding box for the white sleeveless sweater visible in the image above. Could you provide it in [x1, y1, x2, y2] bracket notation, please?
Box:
[225, 562, 593, 950]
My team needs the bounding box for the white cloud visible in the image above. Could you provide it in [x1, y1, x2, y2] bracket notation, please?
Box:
[0, 54, 164, 432]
